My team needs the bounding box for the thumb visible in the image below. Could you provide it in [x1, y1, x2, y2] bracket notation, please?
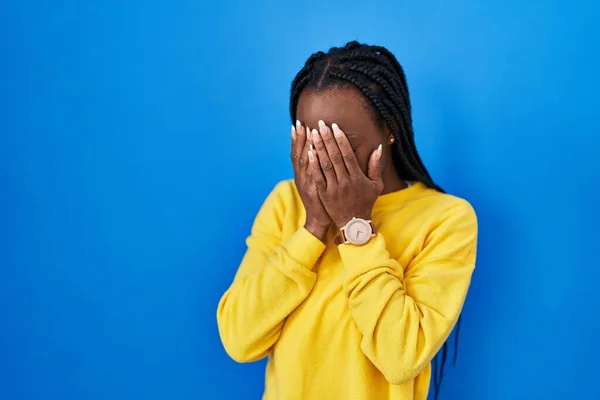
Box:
[367, 144, 384, 192]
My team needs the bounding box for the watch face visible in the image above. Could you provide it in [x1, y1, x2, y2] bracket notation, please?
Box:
[345, 219, 372, 245]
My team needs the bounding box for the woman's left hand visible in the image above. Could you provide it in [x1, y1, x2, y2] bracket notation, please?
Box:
[307, 120, 384, 230]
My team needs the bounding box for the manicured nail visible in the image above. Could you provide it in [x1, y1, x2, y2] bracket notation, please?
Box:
[377, 144, 383, 159]
[312, 129, 320, 141]
[318, 120, 326, 130]
[308, 150, 314, 160]
[291, 125, 296, 139]
[296, 120, 302, 132]
[332, 123, 342, 137]
[309, 144, 313, 151]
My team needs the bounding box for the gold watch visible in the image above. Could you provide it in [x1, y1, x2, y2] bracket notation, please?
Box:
[335, 217, 376, 246]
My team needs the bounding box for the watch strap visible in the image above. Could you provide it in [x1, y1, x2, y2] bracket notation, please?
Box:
[334, 229, 347, 245]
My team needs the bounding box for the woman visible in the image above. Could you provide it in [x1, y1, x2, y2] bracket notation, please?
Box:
[217, 41, 477, 400]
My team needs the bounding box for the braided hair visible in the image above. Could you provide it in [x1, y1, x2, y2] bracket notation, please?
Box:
[290, 41, 461, 400]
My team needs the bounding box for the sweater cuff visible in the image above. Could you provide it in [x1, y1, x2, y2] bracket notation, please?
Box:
[283, 227, 327, 270]
[338, 233, 398, 278]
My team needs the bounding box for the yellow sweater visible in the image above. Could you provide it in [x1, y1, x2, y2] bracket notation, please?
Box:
[217, 180, 477, 400]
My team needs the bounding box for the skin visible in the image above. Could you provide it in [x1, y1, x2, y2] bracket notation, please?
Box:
[292, 87, 407, 242]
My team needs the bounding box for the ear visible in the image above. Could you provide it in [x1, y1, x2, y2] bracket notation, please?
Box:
[383, 125, 396, 146]
[383, 125, 395, 145]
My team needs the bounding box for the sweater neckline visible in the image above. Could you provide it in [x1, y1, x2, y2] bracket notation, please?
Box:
[372, 181, 427, 211]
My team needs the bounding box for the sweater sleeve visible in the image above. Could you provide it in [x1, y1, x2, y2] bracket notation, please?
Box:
[217, 181, 326, 363]
[337, 201, 478, 384]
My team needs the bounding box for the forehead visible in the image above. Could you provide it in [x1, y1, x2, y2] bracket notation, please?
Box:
[296, 88, 379, 136]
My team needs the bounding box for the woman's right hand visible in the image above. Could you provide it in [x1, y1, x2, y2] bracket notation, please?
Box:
[292, 120, 332, 242]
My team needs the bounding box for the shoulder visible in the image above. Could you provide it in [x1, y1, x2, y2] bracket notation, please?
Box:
[271, 179, 297, 198]
[258, 179, 300, 217]
[267, 179, 299, 205]
[409, 187, 478, 263]
[413, 185, 477, 229]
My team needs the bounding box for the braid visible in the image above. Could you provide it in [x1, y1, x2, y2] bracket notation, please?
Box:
[289, 74, 311, 121]
[372, 45, 411, 97]
[289, 41, 461, 397]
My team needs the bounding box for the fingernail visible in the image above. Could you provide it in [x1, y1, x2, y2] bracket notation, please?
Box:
[332, 123, 342, 137]
[296, 120, 302, 132]
[291, 125, 296, 139]
[312, 129, 320, 141]
[308, 150, 314, 160]
[309, 144, 313, 151]
[377, 144, 383, 159]
[318, 120, 326, 129]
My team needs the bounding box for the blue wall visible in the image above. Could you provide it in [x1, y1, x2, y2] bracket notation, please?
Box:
[1, 1, 599, 399]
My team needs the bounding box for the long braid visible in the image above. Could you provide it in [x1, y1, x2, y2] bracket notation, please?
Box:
[290, 41, 463, 399]
[369, 45, 439, 187]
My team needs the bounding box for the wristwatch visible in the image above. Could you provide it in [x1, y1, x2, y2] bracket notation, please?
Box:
[335, 217, 376, 246]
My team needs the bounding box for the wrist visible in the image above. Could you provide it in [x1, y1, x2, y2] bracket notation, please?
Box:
[334, 213, 372, 230]
[304, 221, 329, 242]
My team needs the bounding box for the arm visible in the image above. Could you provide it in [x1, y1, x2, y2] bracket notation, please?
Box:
[338, 202, 478, 384]
[306, 122, 477, 383]
[216, 182, 326, 363]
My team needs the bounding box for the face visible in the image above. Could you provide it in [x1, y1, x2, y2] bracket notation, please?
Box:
[296, 87, 390, 175]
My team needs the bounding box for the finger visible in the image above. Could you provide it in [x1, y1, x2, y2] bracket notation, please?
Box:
[291, 120, 306, 172]
[306, 125, 313, 146]
[311, 128, 337, 184]
[367, 144, 384, 192]
[308, 146, 326, 192]
[297, 121, 310, 171]
[291, 124, 296, 164]
[318, 120, 348, 179]
[306, 128, 316, 164]
[332, 123, 361, 176]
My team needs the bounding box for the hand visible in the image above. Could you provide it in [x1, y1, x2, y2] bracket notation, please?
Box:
[307, 121, 384, 230]
[292, 120, 332, 241]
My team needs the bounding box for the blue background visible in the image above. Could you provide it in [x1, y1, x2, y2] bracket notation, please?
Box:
[1, 0, 599, 399]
